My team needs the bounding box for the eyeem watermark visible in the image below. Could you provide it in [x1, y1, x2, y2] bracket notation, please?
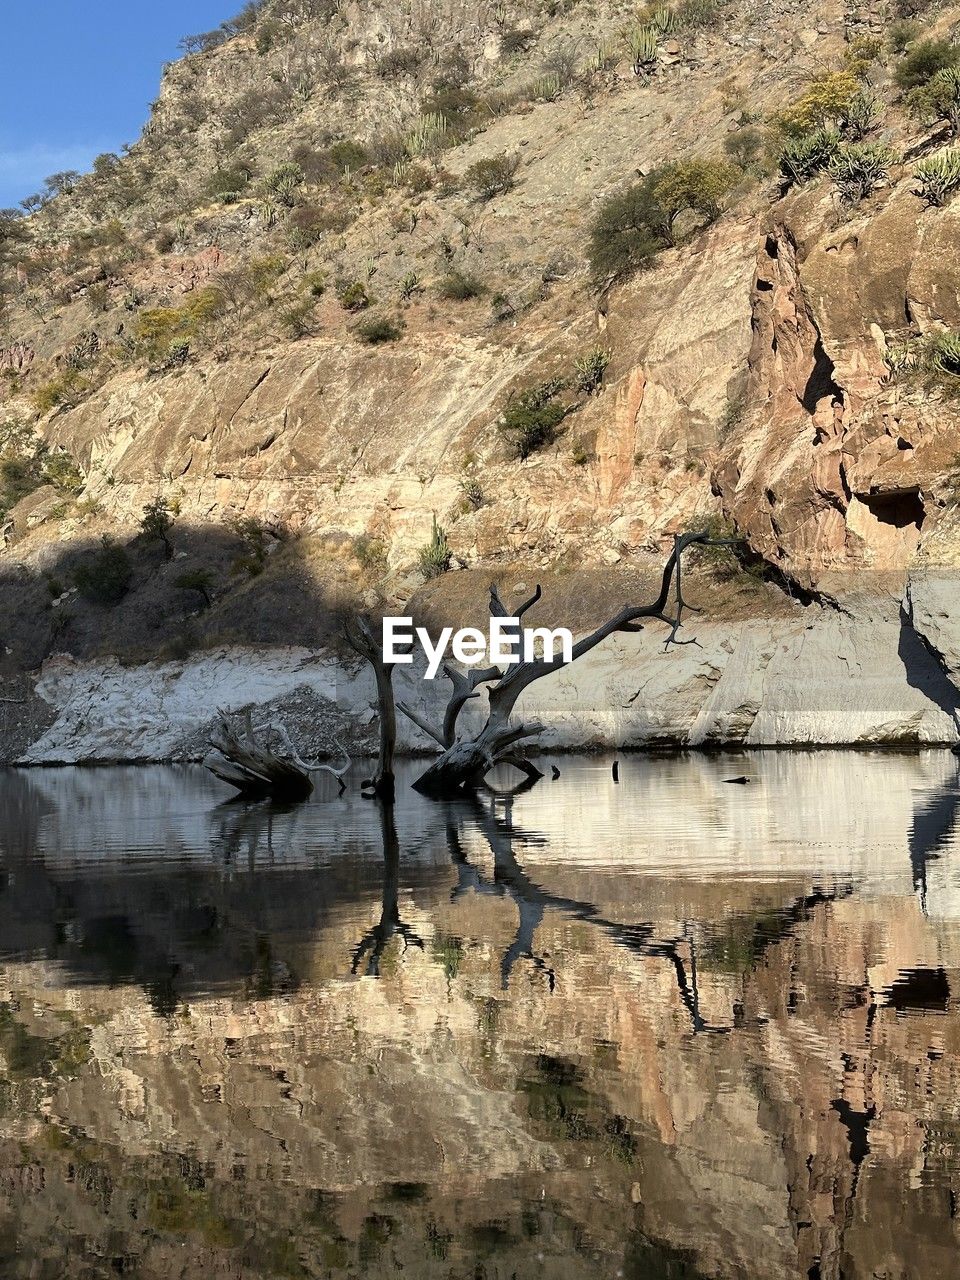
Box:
[383, 617, 573, 679]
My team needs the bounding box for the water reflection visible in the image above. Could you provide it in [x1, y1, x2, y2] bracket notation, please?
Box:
[1, 752, 960, 1278]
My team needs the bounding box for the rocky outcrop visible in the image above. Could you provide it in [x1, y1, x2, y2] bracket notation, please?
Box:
[11, 585, 958, 764]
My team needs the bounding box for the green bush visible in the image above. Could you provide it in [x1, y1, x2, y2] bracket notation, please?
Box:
[436, 270, 484, 300]
[887, 20, 919, 55]
[356, 315, 403, 343]
[337, 280, 369, 311]
[499, 378, 568, 459]
[588, 158, 736, 280]
[778, 126, 841, 187]
[418, 516, 452, 579]
[264, 161, 305, 207]
[140, 495, 175, 559]
[908, 66, 960, 136]
[73, 537, 132, 603]
[328, 139, 370, 172]
[915, 147, 960, 205]
[205, 165, 253, 200]
[828, 142, 896, 203]
[574, 346, 610, 395]
[174, 569, 214, 608]
[588, 177, 670, 280]
[465, 153, 519, 199]
[894, 40, 960, 92]
[776, 70, 861, 136]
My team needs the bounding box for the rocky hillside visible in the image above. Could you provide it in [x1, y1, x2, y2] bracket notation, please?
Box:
[3, 0, 960, 759]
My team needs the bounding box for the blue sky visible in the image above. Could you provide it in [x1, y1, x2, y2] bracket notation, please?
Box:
[0, 2, 242, 209]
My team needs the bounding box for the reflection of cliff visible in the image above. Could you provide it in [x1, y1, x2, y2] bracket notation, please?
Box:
[2, 754, 960, 1277]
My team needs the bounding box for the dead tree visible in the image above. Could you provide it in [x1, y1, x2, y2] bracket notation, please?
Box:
[401, 531, 722, 797]
[345, 615, 398, 801]
[205, 711, 314, 800]
[204, 709, 340, 801]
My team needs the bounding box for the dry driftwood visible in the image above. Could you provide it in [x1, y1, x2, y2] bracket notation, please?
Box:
[204, 710, 350, 800]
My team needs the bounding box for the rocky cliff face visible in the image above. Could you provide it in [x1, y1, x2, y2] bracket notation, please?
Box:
[2, 0, 960, 759]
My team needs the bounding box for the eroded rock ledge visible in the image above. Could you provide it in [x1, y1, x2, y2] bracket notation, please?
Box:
[7, 576, 958, 765]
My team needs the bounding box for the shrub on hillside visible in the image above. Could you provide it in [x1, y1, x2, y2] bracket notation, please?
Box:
[574, 346, 610, 395]
[436, 271, 484, 300]
[174, 569, 214, 608]
[140, 495, 175, 559]
[74, 537, 132, 604]
[264, 162, 305, 207]
[588, 178, 668, 279]
[588, 158, 736, 280]
[356, 315, 404, 343]
[776, 71, 863, 137]
[465, 153, 519, 200]
[828, 142, 896, 202]
[337, 280, 370, 311]
[418, 516, 452, 580]
[894, 39, 960, 92]
[778, 126, 842, 187]
[31, 369, 89, 416]
[499, 379, 568, 459]
[907, 65, 960, 136]
[915, 147, 960, 204]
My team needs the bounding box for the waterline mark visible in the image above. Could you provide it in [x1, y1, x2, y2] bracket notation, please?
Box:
[383, 617, 574, 679]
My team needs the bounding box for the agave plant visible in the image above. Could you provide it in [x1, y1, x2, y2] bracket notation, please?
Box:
[628, 24, 659, 77]
[909, 65, 960, 136]
[651, 4, 678, 34]
[405, 113, 447, 159]
[779, 126, 842, 187]
[828, 142, 896, 203]
[915, 147, 960, 206]
[928, 330, 960, 377]
[840, 90, 881, 140]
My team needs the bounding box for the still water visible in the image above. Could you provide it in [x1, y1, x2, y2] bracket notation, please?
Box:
[2, 751, 960, 1279]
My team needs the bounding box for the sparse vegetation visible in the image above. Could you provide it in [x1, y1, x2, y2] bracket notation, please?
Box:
[915, 147, 960, 205]
[499, 378, 569, 459]
[352, 533, 388, 576]
[0, 419, 83, 519]
[229, 516, 270, 576]
[139, 495, 175, 559]
[828, 142, 896, 203]
[574, 346, 610, 395]
[464, 153, 519, 200]
[887, 329, 960, 383]
[418, 515, 452, 579]
[356, 315, 403, 343]
[337, 280, 370, 311]
[436, 270, 484, 300]
[31, 369, 89, 416]
[73, 537, 133, 604]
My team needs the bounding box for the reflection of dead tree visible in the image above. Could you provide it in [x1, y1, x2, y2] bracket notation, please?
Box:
[351, 801, 425, 976]
[443, 797, 850, 1035]
[403, 531, 726, 797]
